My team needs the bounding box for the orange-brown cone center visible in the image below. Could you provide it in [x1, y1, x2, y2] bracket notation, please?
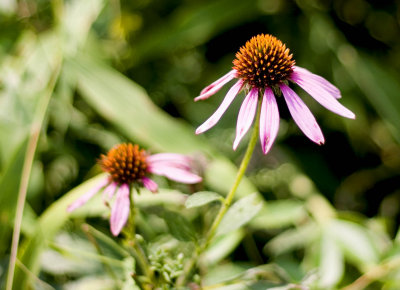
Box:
[99, 143, 148, 185]
[233, 34, 295, 88]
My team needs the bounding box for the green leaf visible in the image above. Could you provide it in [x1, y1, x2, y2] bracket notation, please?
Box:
[185, 191, 223, 208]
[41, 233, 103, 276]
[60, 0, 105, 56]
[318, 230, 344, 288]
[66, 55, 210, 154]
[265, 222, 319, 256]
[344, 54, 400, 143]
[329, 220, 378, 267]
[121, 257, 140, 290]
[203, 262, 252, 286]
[14, 174, 108, 289]
[310, 15, 400, 143]
[0, 137, 28, 255]
[250, 200, 306, 230]
[217, 193, 263, 236]
[162, 210, 197, 242]
[131, 0, 261, 65]
[204, 229, 245, 265]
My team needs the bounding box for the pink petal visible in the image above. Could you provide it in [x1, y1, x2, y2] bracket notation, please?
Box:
[259, 88, 280, 155]
[195, 70, 237, 101]
[292, 66, 341, 99]
[280, 84, 325, 145]
[102, 182, 118, 201]
[291, 69, 355, 119]
[149, 164, 202, 184]
[147, 153, 191, 170]
[67, 177, 109, 212]
[233, 87, 259, 150]
[148, 153, 189, 164]
[196, 79, 244, 134]
[142, 177, 158, 193]
[110, 184, 130, 236]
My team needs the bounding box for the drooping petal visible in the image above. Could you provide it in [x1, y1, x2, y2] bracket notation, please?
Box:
[280, 84, 325, 145]
[195, 70, 237, 101]
[147, 153, 189, 164]
[149, 164, 202, 184]
[147, 153, 191, 170]
[110, 184, 130, 236]
[102, 182, 118, 201]
[292, 66, 341, 99]
[67, 177, 109, 212]
[291, 68, 355, 119]
[259, 88, 280, 155]
[233, 87, 259, 150]
[142, 177, 158, 193]
[196, 79, 244, 134]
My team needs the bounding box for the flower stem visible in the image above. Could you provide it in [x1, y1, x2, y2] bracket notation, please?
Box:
[202, 97, 261, 250]
[126, 190, 154, 288]
[177, 97, 262, 286]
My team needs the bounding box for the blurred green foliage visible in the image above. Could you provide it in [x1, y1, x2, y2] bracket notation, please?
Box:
[1, 0, 400, 289]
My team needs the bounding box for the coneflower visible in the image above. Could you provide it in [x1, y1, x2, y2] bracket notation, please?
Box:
[195, 34, 355, 154]
[68, 143, 202, 236]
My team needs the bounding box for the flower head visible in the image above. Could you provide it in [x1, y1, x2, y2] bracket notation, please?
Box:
[68, 143, 202, 236]
[195, 34, 355, 154]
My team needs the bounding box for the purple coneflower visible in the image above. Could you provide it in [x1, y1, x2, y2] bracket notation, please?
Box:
[195, 34, 355, 154]
[68, 143, 202, 236]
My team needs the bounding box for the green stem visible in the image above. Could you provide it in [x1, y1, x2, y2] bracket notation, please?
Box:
[202, 97, 261, 250]
[6, 58, 62, 290]
[126, 190, 154, 288]
[177, 97, 262, 286]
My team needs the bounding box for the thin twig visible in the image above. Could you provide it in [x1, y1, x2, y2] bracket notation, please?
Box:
[341, 256, 400, 290]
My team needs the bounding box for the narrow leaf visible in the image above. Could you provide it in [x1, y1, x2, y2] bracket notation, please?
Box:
[185, 191, 223, 208]
[329, 220, 378, 266]
[14, 174, 108, 289]
[318, 230, 344, 288]
[162, 210, 196, 242]
[217, 193, 262, 236]
[204, 229, 245, 265]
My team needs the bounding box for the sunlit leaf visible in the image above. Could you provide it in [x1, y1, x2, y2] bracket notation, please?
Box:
[318, 230, 344, 288]
[63, 276, 116, 290]
[204, 229, 245, 265]
[185, 191, 223, 208]
[343, 54, 400, 143]
[0, 137, 27, 255]
[131, 0, 261, 65]
[217, 193, 263, 236]
[250, 200, 306, 230]
[329, 220, 378, 267]
[203, 262, 252, 286]
[265, 222, 319, 256]
[60, 0, 105, 55]
[14, 174, 108, 289]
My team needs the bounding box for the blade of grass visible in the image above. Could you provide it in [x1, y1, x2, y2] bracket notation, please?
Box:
[6, 57, 62, 290]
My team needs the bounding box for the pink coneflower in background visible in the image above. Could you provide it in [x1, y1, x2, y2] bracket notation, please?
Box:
[67, 143, 202, 236]
[195, 34, 355, 154]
